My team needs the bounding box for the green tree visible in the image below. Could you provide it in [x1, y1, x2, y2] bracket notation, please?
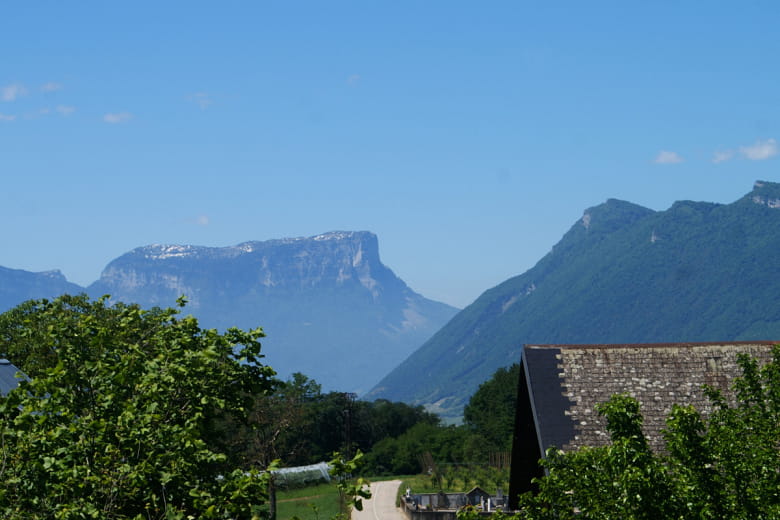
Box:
[518, 394, 679, 520]
[663, 348, 780, 519]
[362, 399, 439, 443]
[227, 373, 322, 469]
[463, 364, 519, 453]
[329, 451, 371, 519]
[271, 387, 441, 468]
[0, 294, 276, 519]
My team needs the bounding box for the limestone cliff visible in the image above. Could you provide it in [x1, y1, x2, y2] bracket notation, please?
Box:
[89, 231, 458, 393]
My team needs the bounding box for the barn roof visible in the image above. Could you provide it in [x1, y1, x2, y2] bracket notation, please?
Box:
[509, 341, 777, 503]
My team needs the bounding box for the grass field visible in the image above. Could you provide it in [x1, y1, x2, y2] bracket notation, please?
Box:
[273, 475, 406, 519]
[274, 482, 342, 520]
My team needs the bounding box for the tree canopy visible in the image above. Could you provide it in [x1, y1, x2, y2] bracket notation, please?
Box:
[463, 363, 519, 452]
[0, 294, 276, 519]
[243, 373, 441, 470]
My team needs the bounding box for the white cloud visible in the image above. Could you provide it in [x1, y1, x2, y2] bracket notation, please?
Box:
[103, 112, 133, 124]
[712, 150, 734, 163]
[740, 138, 777, 161]
[347, 74, 361, 86]
[654, 150, 683, 164]
[2, 83, 27, 102]
[196, 215, 210, 226]
[56, 105, 76, 116]
[40, 82, 63, 93]
[0, 113, 15, 121]
[188, 92, 212, 110]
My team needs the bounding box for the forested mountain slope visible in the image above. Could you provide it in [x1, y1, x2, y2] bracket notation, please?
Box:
[367, 181, 780, 419]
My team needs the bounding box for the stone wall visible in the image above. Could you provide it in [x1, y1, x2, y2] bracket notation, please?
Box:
[551, 343, 774, 452]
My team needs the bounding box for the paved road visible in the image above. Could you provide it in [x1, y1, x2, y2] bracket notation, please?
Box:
[352, 479, 406, 520]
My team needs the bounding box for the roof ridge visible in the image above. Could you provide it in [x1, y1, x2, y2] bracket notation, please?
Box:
[525, 341, 779, 349]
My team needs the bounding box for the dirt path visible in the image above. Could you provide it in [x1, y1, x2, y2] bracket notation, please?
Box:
[351, 479, 406, 520]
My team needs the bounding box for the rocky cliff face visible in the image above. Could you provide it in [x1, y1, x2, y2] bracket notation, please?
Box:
[89, 231, 458, 393]
[749, 180, 780, 209]
[92, 232, 402, 302]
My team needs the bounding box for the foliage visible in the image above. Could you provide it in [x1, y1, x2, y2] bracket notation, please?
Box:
[364, 423, 471, 475]
[661, 348, 780, 519]
[329, 451, 371, 519]
[362, 362, 518, 476]
[513, 347, 780, 520]
[516, 394, 678, 520]
[222, 373, 319, 469]
[433, 464, 509, 494]
[0, 294, 276, 519]
[463, 363, 519, 453]
[243, 376, 440, 470]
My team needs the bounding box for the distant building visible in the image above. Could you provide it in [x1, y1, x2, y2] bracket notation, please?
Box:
[402, 486, 506, 519]
[508, 341, 778, 507]
[0, 358, 28, 397]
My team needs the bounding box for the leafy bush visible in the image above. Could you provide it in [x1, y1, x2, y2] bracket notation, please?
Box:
[0, 295, 276, 519]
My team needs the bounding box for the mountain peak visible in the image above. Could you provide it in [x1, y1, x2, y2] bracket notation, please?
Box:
[582, 199, 654, 225]
[749, 180, 780, 209]
[0, 267, 83, 313]
[140, 244, 199, 260]
[38, 269, 68, 280]
[130, 232, 379, 263]
[312, 230, 373, 241]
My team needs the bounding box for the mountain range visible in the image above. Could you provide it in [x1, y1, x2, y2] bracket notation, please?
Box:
[0, 267, 83, 311]
[3, 181, 780, 417]
[365, 181, 780, 419]
[0, 231, 458, 394]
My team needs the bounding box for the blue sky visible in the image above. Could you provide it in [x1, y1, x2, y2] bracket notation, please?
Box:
[2, 1, 779, 308]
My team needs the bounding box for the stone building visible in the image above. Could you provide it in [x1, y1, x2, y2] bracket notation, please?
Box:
[508, 341, 778, 506]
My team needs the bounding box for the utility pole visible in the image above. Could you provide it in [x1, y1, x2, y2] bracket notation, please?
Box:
[342, 392, 356, 458]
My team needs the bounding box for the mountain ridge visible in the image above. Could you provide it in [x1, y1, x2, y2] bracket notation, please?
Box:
[366, 180, 780, 418]
[1, 231, 458, 394]
[86, 231, 459, 393]
[0, 266, 84, 312]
